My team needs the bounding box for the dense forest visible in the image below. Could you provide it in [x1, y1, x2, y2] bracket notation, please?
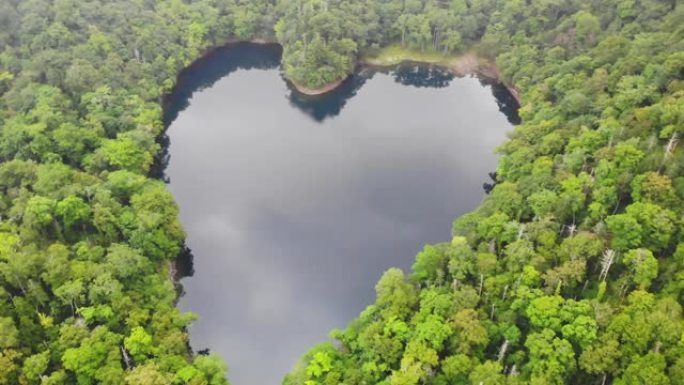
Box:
[0, 0, 683, 385]
[283, 2, 684, 385]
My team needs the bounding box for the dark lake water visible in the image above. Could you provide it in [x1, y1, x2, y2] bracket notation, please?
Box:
[162, 43, 518, 385]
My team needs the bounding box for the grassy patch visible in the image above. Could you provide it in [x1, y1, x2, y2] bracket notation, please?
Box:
[362, 45, 459, 67]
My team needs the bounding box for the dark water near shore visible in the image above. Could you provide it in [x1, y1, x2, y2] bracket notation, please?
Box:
[162, 43, 517, 385]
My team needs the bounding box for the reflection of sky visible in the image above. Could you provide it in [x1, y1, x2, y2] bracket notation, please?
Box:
[166, 67, 513, 385]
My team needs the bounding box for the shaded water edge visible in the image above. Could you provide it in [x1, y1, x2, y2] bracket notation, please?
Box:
[154, 42, 520, 179]
[161, 42, 520, 127]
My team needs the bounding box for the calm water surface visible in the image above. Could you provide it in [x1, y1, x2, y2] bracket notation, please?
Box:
[163, 43, 517, 385]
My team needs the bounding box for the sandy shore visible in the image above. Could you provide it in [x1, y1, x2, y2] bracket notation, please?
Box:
[290, 78, 346, 96]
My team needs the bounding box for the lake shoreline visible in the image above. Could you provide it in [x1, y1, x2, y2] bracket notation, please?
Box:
[185, 40, 521, 102]
[290, 47, 522, 102]
[290, 78, 347, 96]
[360, 47, 521, 104]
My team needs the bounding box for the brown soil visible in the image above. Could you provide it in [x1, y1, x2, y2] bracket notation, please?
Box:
[290, 78, 346, 96]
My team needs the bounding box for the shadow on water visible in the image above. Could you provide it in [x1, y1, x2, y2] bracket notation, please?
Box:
[286, 74, 368, 122]
[172, 245, 195, 306]
[382, 63, 520, 124]
[391, 64, 455, 88]
[283, 64, 469, 122]
[153, 43, 283, 181]
[489, 82, 522, 125]
[162, 42, 520, 129]
[174, 245, 196, 281]
[162, 43, 283, 126]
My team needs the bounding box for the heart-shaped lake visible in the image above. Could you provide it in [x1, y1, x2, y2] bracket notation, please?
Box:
[162, 43, 518, 385]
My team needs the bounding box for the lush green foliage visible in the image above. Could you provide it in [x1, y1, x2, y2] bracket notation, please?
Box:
[273, 0, 490, 88]
[1, 0, 683, 384]
[282, 1, 684, 385]
[0, 0, 271, 383]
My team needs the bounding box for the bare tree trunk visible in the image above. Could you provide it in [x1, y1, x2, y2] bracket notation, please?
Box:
[478, 274, 484, 297]
[599, 249, 615, 281]
[498, 339, 509, 362]
[661, 132, 679, 171]
[580, 279, 589, 295]
[121, 346, 132, 369]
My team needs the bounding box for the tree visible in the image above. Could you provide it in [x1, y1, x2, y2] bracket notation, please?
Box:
[56, 196, 91, 230]
[525, 329, 577, 385]
[449, 309, 488, 354]
[124, 327, 154, 363]
[631, 172, 678, 207]
[52, 123, 101, 165]
[605, 214, 642, 251]
[623, 248, 658, 289]
[560, 315, 597, 348]
[468, 361, 505, 385]
[390, 341, 438, 385]
[125, 184, 184, 260]
[0, 350, 21, 385]
[441, 30, 462, 53]
[448, 236, 476, 285]
[105, 244, 153, 281]
[124, 364, 170, 385]
[21, 351, 50, 385]
[439, 354, 473, 383]
[557, 232, 603, 263]
[574, 11, 600, 46]
[305, 351, 333, 379]
[488, 182, 524, 218]
[193, 354, 229, 385]
[616, 353, 670, 385]
[54, 279, 85, 313]
[527, 189, 559, 218]
[579, 339, 622, 378]
[477, 212, 512, 251]
[543, 260, 586, 294]
[670, 356, 684, 385]
[0, 317, 19, 349]
[61, 327, 124, 385]
[412, 245, 447, 284]
[95, 135, 154, 174]
[375, 268, 417, 317]
[414, 314, 452, 351]
[105, 170, 147, 200]
[23, 196, 57, 230]
[561, 91, 591, 116]
[504, 239, 537, 273]
[526, 296, 564, 331]
[625, 202, 677, 253]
